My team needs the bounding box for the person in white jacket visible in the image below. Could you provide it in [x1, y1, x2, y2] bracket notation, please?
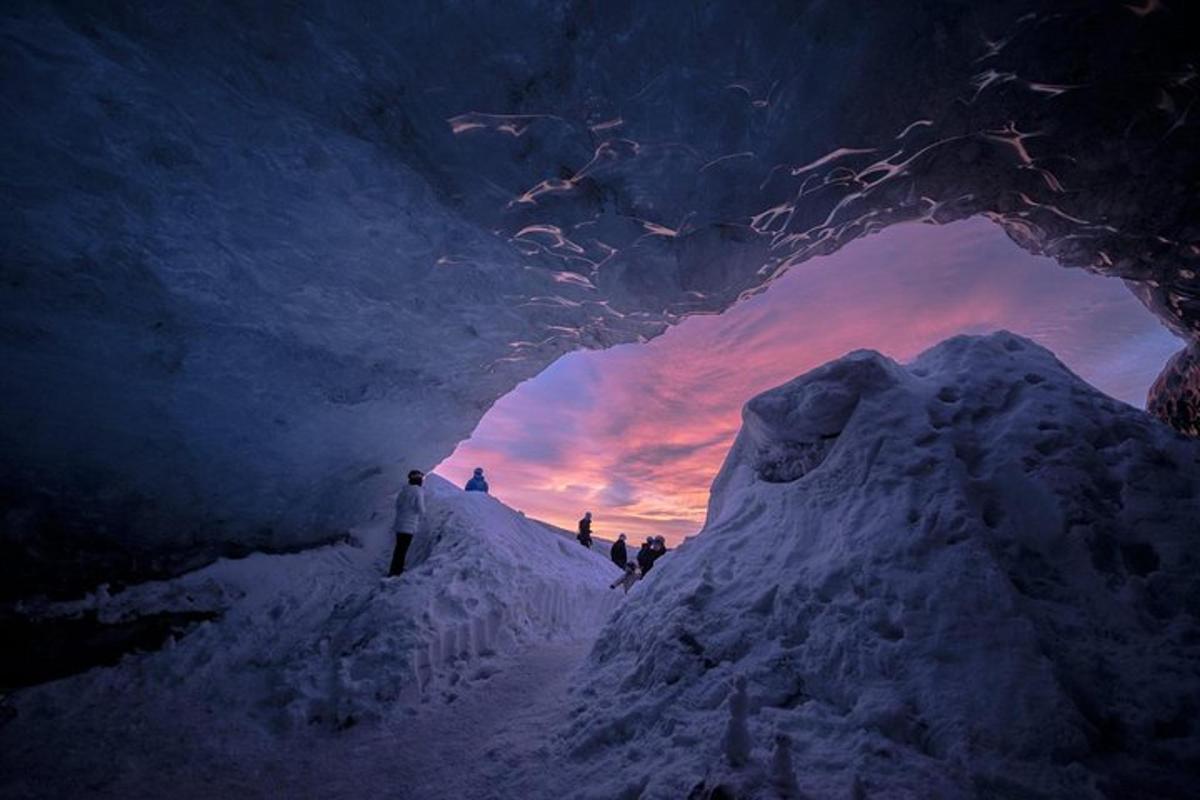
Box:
[609, 561, 639, 594]
[388, 469, 426, 576]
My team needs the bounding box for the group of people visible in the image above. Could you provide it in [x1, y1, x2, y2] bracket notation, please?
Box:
[577, 514, 670, 592]
[605, 531, 669, 593]
[386, 466, 670, 592]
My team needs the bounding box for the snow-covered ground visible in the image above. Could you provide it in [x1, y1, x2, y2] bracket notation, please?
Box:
[3, 333, 1197, 800]
[561, 332, 1200, 799]
[0, 476, 621, 798]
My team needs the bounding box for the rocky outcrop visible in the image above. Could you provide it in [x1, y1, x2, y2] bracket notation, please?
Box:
[1149, 342, 1200, 437]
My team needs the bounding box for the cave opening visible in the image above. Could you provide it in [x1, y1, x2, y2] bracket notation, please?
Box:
[5, 3, 1200, 794]
[436, 217, 1182, 544]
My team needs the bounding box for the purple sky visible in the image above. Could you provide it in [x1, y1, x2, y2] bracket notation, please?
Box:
[438, 219, 1182, 543]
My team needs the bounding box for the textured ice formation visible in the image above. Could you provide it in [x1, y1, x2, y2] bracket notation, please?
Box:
[0, 475, 619, 796]
[2, 1, 1198, 595]
[565, 332, 1200, 799]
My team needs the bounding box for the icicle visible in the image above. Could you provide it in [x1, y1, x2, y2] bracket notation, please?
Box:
[770, 733, 800, 798]
[722, 675, 752, 767]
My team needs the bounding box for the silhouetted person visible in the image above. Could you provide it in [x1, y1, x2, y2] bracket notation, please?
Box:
[610, 561, 639, 594]
[610, 533, 627, 567]
[649, 535, 669, 567]
[637, 537, 655, 574]
[577, 511, 593, 548]
[389, 469, 426, 576]
[464, 467, 489, 493]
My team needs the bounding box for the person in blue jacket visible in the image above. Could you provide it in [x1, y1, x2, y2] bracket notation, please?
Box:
[464, 467, 489, 493]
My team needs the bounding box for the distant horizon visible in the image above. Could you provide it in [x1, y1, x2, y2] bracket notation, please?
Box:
[438, 218, 1182, 544]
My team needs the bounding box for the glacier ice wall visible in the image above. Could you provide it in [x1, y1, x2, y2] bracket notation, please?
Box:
[2, 1, 1198, 596]
[566, 332, 1200, 799]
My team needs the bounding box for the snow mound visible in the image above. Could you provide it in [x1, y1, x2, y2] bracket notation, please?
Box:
[0, 476, 619, 796]
[563, 332, 1200, 800]
[288, 477, 620, 723]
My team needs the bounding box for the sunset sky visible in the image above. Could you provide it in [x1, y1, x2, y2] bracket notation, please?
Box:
[437, 219, 1182, 543]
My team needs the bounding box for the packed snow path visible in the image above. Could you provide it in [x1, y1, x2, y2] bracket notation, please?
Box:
[0, 479, 621, 799]
[280, 638, 597, 800]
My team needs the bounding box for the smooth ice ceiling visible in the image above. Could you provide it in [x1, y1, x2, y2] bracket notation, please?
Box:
[439, 219, 1181, 542]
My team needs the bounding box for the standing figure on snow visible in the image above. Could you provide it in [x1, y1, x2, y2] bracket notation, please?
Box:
[610, 533, 627, 567]
[609, 561, 639, 594]
[389, 469, 426, 576]
[637, 537, 656, 574]
[650, 535, 669, 568]
[577, 511, 594, 548]
[464, 467, 489, 493]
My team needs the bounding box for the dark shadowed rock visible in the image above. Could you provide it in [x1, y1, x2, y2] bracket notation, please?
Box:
[1149, 343, 1200, 436]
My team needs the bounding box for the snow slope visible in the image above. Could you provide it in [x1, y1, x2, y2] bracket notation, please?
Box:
[0, 476, 620, 798]
[562, 332, 1200, 799]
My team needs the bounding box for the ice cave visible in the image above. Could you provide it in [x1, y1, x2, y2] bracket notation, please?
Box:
[1, 2, 1198, 798]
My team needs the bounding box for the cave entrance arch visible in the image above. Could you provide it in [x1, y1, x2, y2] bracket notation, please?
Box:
[3, 0, 1196, 598]
[437, 219, 1181, 543]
